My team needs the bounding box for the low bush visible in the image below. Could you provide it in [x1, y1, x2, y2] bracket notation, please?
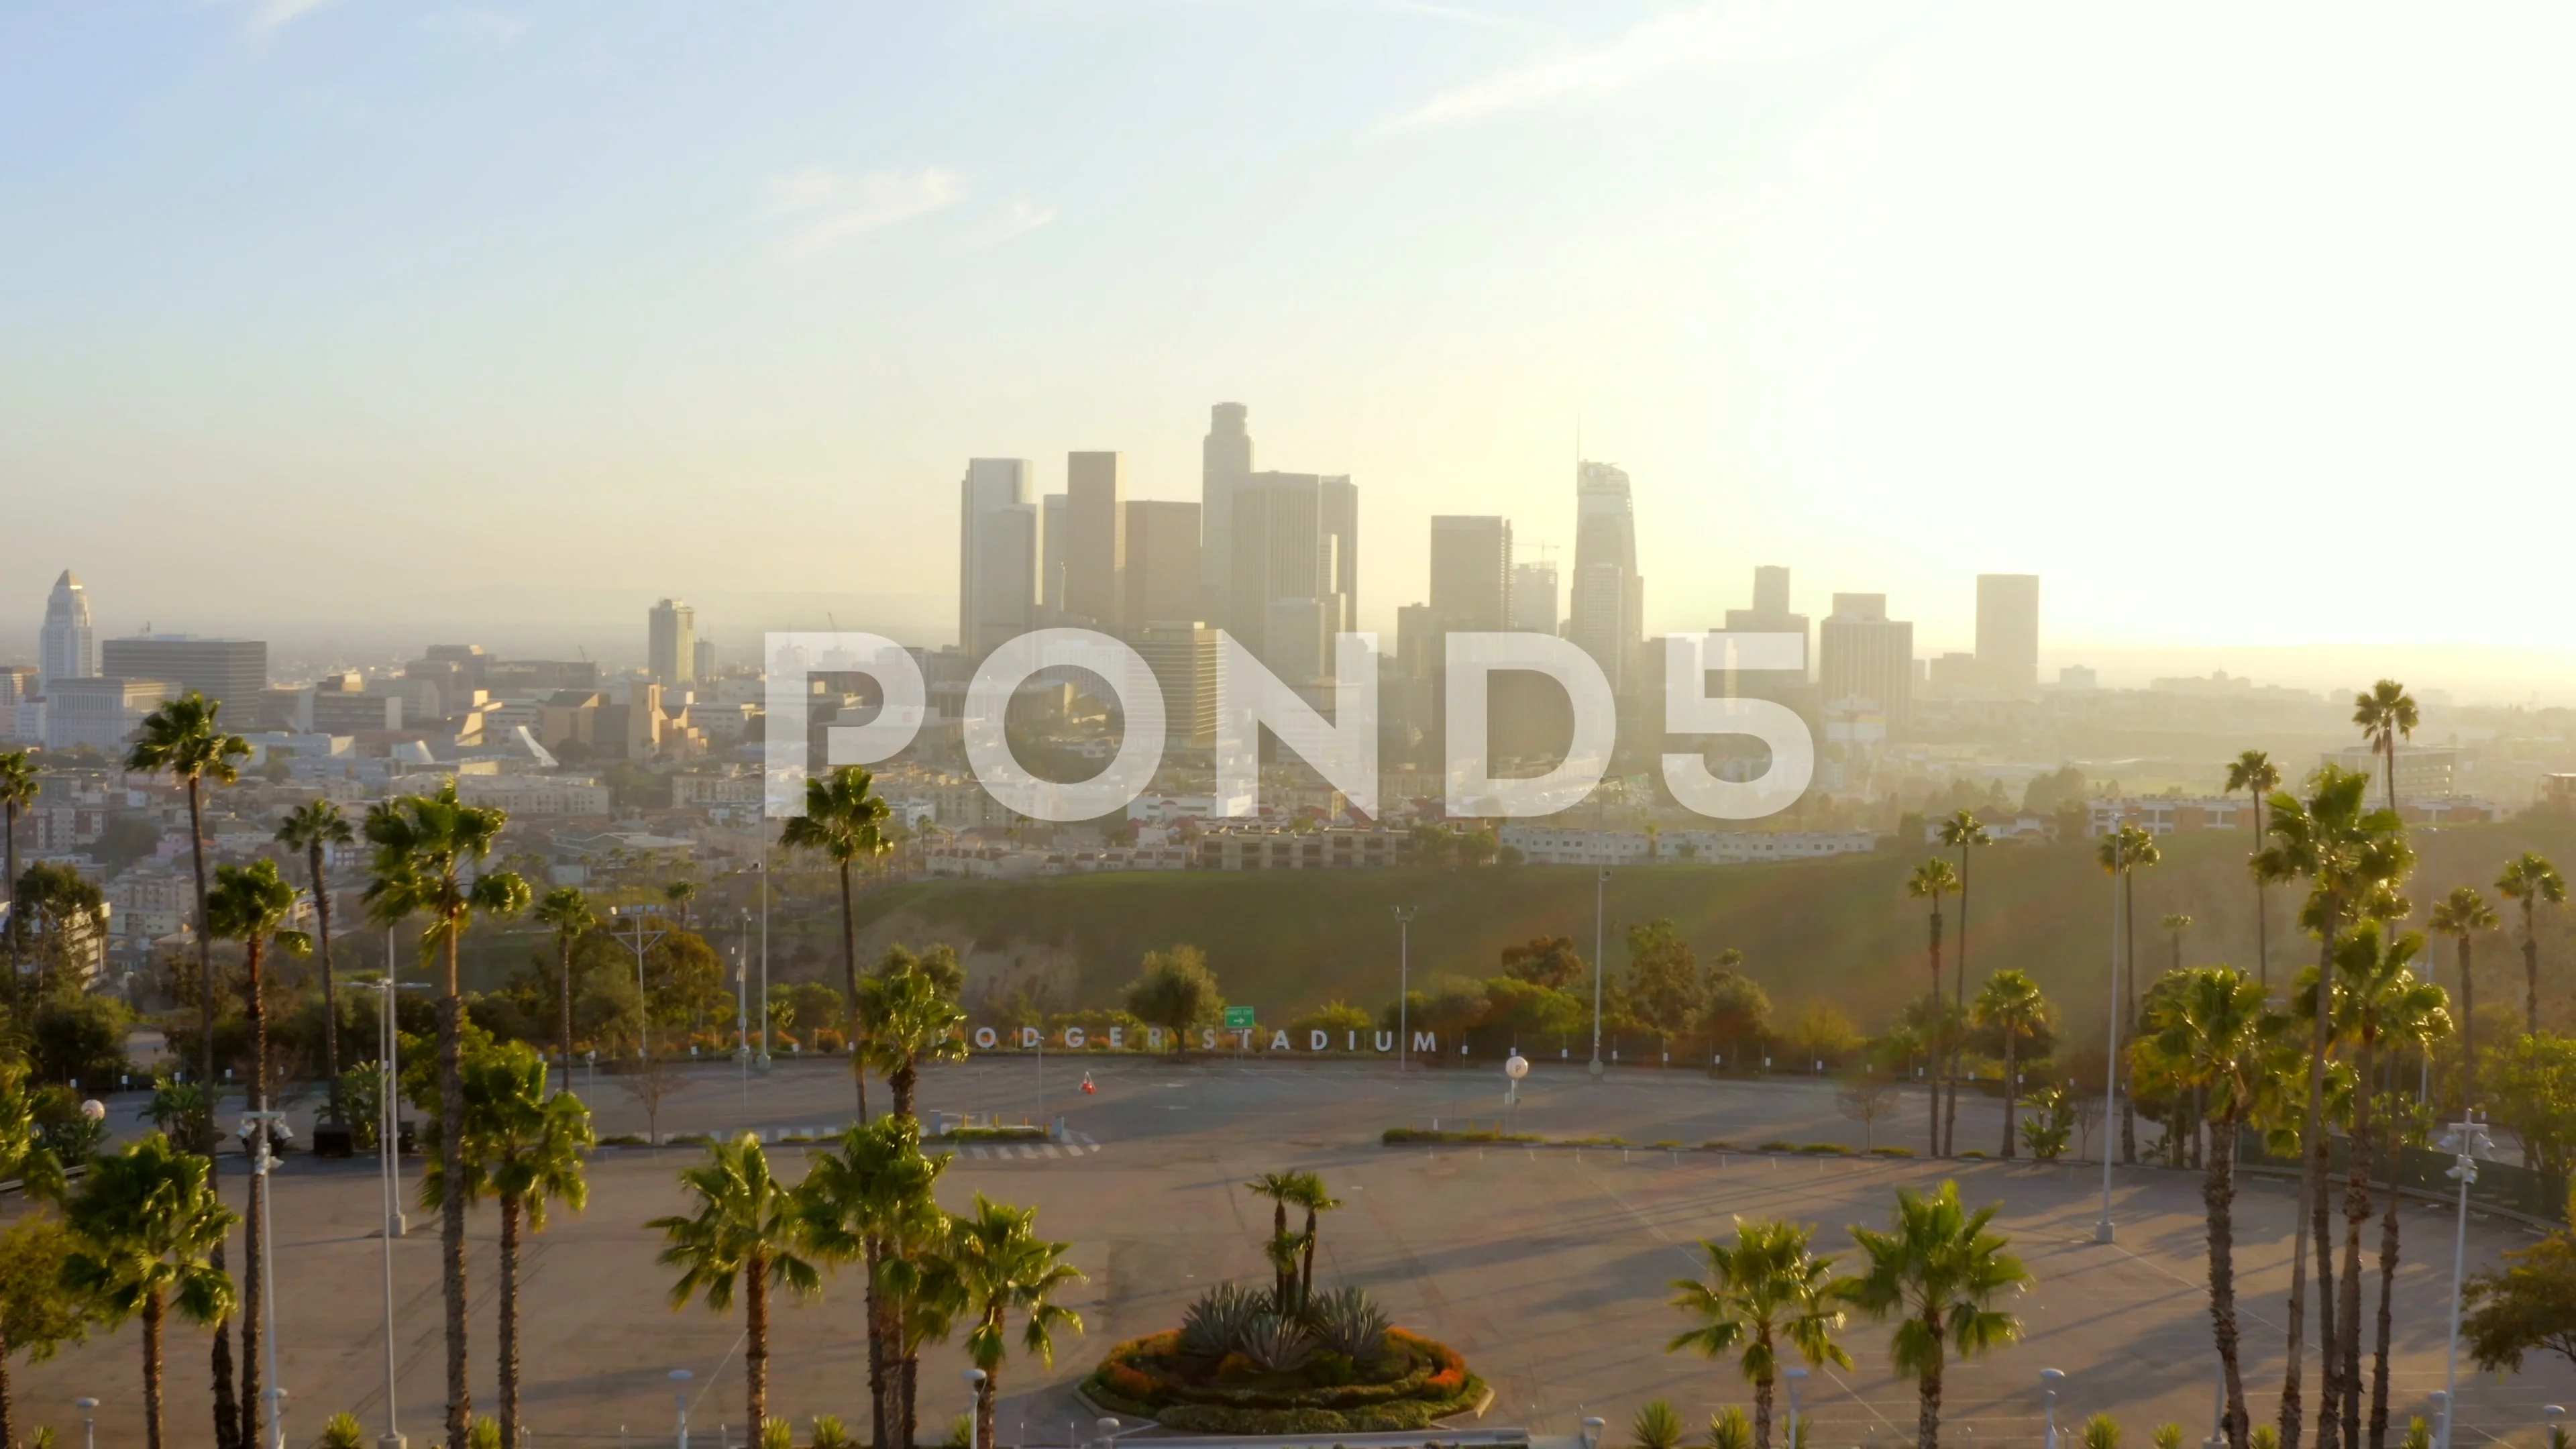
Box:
[1381, 1126, 1538, 1144]
[1756, 1140, 1796, 1152]
[598, 1133, 648, 1146]
[1796, 1143, 1853, 1155]
[1868, 1146, 1917, 1157]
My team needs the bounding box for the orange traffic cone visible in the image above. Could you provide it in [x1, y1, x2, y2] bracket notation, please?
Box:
[1081, 1072, 1096, 1095]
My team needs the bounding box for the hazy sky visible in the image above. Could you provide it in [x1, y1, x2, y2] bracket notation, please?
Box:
[7, 2, 2576, 690]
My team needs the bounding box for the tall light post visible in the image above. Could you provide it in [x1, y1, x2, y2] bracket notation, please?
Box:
[963, 1369, 987, 1449]
[240, 1110, 288, 1449]
[2436, 1112, 2493, 1449]
[734, 909, 751, 1115]
[669, 1368, 694, 1449]
[2041, 1368, 2065, 1449]
[755, 857, 771, 1069]
[1393, 906, 1416, 1073]
[612, 906, 667, 1061]
[75, 1397, 97, 1449]
[347, 971, 425, 1449]
[2096, 828, 2123, 1244]
[1590, 867, 1609, 1079]
[1783, 1366, 1807, 1449]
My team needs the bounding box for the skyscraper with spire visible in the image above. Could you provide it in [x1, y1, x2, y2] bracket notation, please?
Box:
[38, 571, 95, 694]
[1566, 462, 1642, 691]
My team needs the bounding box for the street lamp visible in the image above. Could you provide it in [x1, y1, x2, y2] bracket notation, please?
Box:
[2436, 1112, 2494, 1449]
[74, 1398, 97, 1449]
[671, 1369, 694, 1449]
[754, 857, 771, 1069]
[1590, 867, 1609, 1079]
[1393, 906, 1416, 1073]
[2546, 1403, 2566, 1449]
[1783, 1366, 1807, 1449]
[345, 969, 427, 1449]
[962, 1369, 987, 1449]
[238, 1110, 290, 1449]
[612, 906, 668, 1063]
[2041, 1368, 2065, 1449]
[2096, 828, 2123, 1244]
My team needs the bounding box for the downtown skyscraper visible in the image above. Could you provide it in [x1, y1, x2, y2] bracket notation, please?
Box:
[1566, 462, 1643, 692]
[38, 570, 95, 694]
[959, 458, 1040, 659]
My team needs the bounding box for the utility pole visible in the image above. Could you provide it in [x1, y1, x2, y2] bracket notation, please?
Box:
[1394, 906, 1417, 1072]
[1590, 867, 1609, 1078]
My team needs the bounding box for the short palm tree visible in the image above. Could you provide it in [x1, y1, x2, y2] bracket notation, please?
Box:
[2096, 822, 2161, 1163]
[60, 1133, 237, 1449]
[800, 1116, 951, 1449]
[2226, 751, 2284, 989]
[1904, 859, 1959, 1156]
[1933, 812, 1990, 1157]
[205, 858, 311, 1447]
[2137, 967, 2291, 1449]
[1242, 1172, 1305, 1308]
[1666, 1218, 1851, 1449]
[2351, 680, 2418, 817]
[946, 1195, 1084, 1449]
[1838, 1180, 2029, 1449]
[0, 749, 38, 989]
[2428, 886, 2498, 1112]
[663, 878, 698, 930]
[859, 955, 967, 1121]
[1285, 1171, 1340, 1307]
[1972, 971, 2047, 1158]
[650, 1134, 821, 1432]
[2496, 853, 2564, 1035]
[531, 887, 596, 1095]
[275, 798, 356, 1121]
[364, 782, 531, 1449]
[778, 766, 892, 1118]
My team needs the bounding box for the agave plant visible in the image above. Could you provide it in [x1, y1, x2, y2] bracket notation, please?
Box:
[1300, 1285, 1390, 1360]
[1179, 1282, 1269, 1364]
[762, 1419, 795, 1449]
[810, 1414, 856, 1449]
[319, 1413, 369, 1449]
[1707, 1407, 1753, 1449]
[2083, 1415, 2121, 1449]
[1631, 1400, 1685, 1449]
[1235, 1312, 1318, 1374]
[2151, 1426, 2182, 1449]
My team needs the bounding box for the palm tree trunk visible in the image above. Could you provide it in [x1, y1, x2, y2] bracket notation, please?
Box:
[2282, 902, 2339, 1449]
[1753, 1373, 1774, 1449]
[190, 777, 242, 1449]
[500, 1196, 523, 1449]
[2459, 938, 2476, 1113]
[2002, 1033, 2019, 1158]
[2121, 872, 2139, 1165]
[865, 1240, 890, 1449]
[1301, 1205, 1320, 1302]
[2526, 908, 2540, 1036]
[0, 1328, 15, 1449]
[900, 1349, 921, 1449]
[2309, 924, 2343, 1449]
[440, 928, 472, 1449]
[2369, 1108, 2402, 1449]
[2338, 1046, 2374, 1449]
[2207, 1116, 2249, 1449]
[839, 861, 867, 1122]
[212, 1313, 240, 1449]
[1915, 1314, 1943, 1449]
[315, 845, 343, 1124]
[3, 800, 19, 1000]
[747, 1249, 769, 1433]
[1927, 908, 1943, 1157]
[241, 936, 272, 1449]
[973, 1359, 999, 1449]
[1949, 850, 1968, 1162]
[145, 1289, 167, 1449]
[2253, 800, 2269, 993]
[558, 934, 578, 1097]
[893, 1064, 916, 1121]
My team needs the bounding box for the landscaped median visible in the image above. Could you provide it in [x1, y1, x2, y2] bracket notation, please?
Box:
[1081, 1322, 1489, 1434]
[1381, 1126, 1918, 1156]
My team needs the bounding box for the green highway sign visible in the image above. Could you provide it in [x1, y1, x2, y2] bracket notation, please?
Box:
[1223, 1006, 1256, 1030]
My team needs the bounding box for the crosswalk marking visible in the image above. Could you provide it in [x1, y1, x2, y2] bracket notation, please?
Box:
[691, 1129, 1106, 1162]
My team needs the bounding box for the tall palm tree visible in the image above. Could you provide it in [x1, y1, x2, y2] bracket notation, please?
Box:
[205, 858, 311, 1449]
[1935, 812, 1990, 1155]
[859, 954, 967, 1120]
[531, 887, 595, 1097]
[663, 878, 698, 931]
[60, 1133, 237, 1449]
[0, 750, 37, 991]
[422, 1042, 592, 1449]
[2358, 954, 2449, 1449]
[2096, 824, 2161, 1163]
[1905, 859, 1960, 1157]
[800, 1116, 950, 1449]
[778, 766, 891, 1119]
[2496, 853, 2564, 1035]
[274, 798, 355, 1122]
[945, 1194, 1085, 1449]
[1837, 1179, 2029, 1449]
[2351, 680, 2418, 818]
[1243, 1171, 1304, 1307]
[2137, 967, 2291, 1449]
[2228, 751, 2284, 990]
[2428, 887, 2498, 1112]
[1972, 971, 2046, 1159]
[649, 1134, 821, 1434]
[363, 781, 532, 1449]
[1666, 1218, 1851, 1449]
[1285, 1172, 1341, 1306]
[2255, 765, 2411, 1449]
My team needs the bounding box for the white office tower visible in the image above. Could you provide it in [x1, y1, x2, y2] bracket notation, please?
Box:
[1566, 462, 1642, 691]
[1200, 402, 1254, 626]
[959, 459, 1040, 660]
[38, 571, 96, 694]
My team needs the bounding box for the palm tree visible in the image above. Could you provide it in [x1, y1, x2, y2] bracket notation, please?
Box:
[778, 766, 892, 1118]
[2351, 681, 2418, 818]
[60, 1133, 237, 1449]
[859, 955, 967, 1120]
[2096, 824, 2161, 1163]
[649, 1134, 821, 1433]
[1905, 859, 1960, 1157]
[1934, 812, 1990, 1157]
[0, 750, 37, 991]
[2358, 954, 2449, 1449]
[1243, 1171, 1305, 1307]
[422, 1042, 592, 1449]
[532, 888, 595, 1096]
[363, 782, 532, 1449]
[1837, 1180, 2029, 1449]
[1666, 1219, 1851, 1449]
[2428, 887, 2498, 1112]
[663, 878, 698, 930]
[2228, 751, 2284, 990]
[275, 798, 355, 1122]
[945, 1194, 1085, 1449]
[800, 1116, 950, 1449]
[2496, 853, 2564, 1036]
[1285, 1172, 1340, 1306]
[205, 858, 311, 1449]
[2162, 914, 2192, 973]
[1972, 971, 2046, 1159]
[2137, 967, 2290, 1449]
[2255, 765, 2410, 1449]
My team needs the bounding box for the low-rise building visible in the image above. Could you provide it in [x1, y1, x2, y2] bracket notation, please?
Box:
[1194, 826, 1419, 871]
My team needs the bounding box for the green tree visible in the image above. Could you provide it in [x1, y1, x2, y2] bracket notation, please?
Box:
[1500, 936, 1586, 991]
[1934, 811, 1991, 1158]
[60, 1134, 237, 1449]
[1483, 977, 1585, 1042]
[205, 857, 311, 1448]
[1243, 1171, 1304, 1308]
[2463, 1232, 2576, 1375]
[2482, 1033, 2576, 1179]
[1972, 971, 2047, 1159]
[1284, 1172, 1340, 1305]
[945, 1194, 1084, 1449]
[123, 693, 250, 1140]
[363, 781, 531, 1449]
[0, 751, 37, 990]
[0, 1215, 93, 1448]
[649, 1134, 821, 1433]
[531, 887, 595, 1095]
[274, 798, 355, 1121]
[1904, 859, 1958, 1156]
[861, 949, 969, 1119]
[2226, 751, 2284, 990]
[2137, 967, 2292, 1449]
[1123, 945, 1224, 1053]
[2351, 681, 2418, 819]
[2497, 853, 2565, 1036]
[1837, 1180, 2030, 1449]
[778, 765, 893, 1118]
[1625, 919, 1701, 1038]
[8, 863, 106, 1010]
[800, 1115, 952, 1449]
[1702, 951, 1771, 1074]
[1666, 1219, 1851, 1449]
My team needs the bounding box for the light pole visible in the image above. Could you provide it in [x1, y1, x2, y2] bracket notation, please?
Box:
[75, 1397, 97, 1449]
[2436, 1111, 2493, 1449]
[1393, 906, 1416, 1073]
[671, 1369, 694, 1449]
[241, 1110, 289, 1449]
[1590, 867, 1609, 1079]
[755, 857, 771, 1069]
[2096, 828, 2122, 1244]
[1783, 1366, 1807, 1449]
[963, 1369, 987, 1449]
[734, 908, 751, 1116]
[2041, 1368, 2065, 1449]
[346, 973, 425, 1449]
[613, 906, 667, 1062]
